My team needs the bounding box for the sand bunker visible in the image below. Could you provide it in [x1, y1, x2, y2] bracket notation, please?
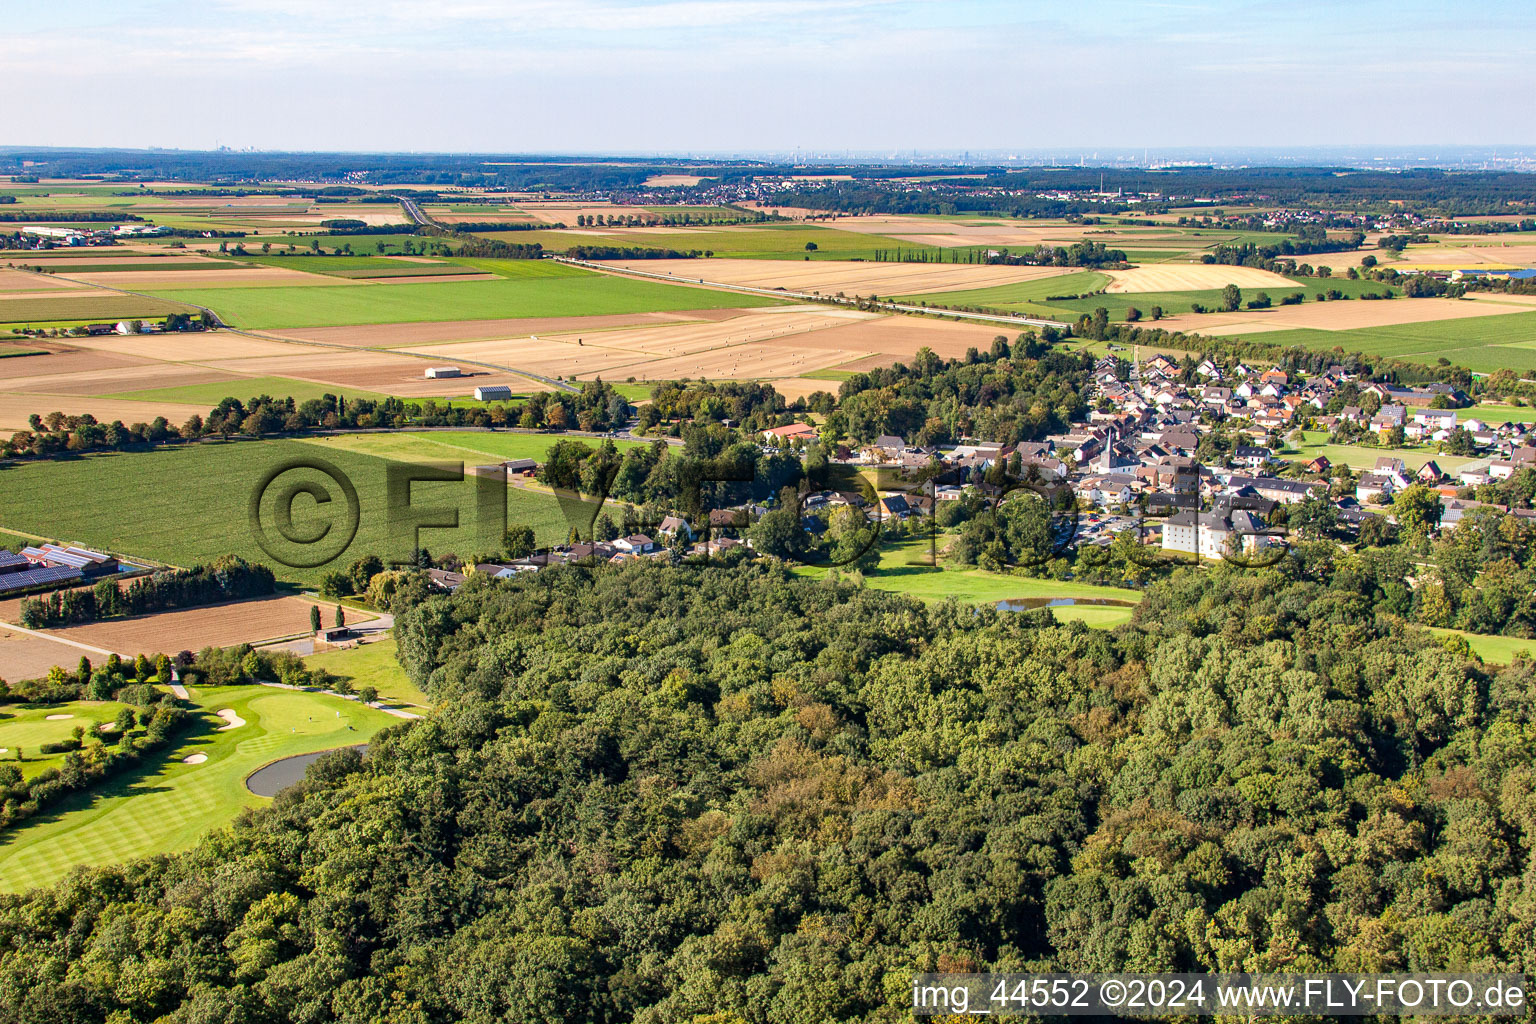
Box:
[44, 714, 73, 721]
[183, 753, 208, 764]
[215, 709, 246, 731]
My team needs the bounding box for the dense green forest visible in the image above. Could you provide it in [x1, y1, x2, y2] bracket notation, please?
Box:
[0, 557, 1532, 1022]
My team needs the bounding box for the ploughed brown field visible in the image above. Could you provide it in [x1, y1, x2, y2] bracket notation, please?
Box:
[0, 624, 98, 681]
[0, 595, 374, 659]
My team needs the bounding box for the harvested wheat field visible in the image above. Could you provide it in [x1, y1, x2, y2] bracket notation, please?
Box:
[200, 350, 552, 396]
[764, 377, 847, 402]
[0, 595, 374, 656]
[0, 289, 112, 303]
[62, 331, 305, 361]
[402, 337, 651, 379]
[400, 307, 1006, 381]
[0, 271, 80, 291]
[774, 315, 1009, 362]
[1395, 244, 1536, 269]
[1103, 266, 1298, 293]
[0, 626, 103, 682]
[263, 309, 752, 348]
[0, 362, 240, 397]
[0, 394, 208, 432]
[605, 258, 1076, 295]
[400, 309, 877, 378]
[619, 344, 858, 380]
[0, 347, 152, 382]
[1160, 296, 1534, 335]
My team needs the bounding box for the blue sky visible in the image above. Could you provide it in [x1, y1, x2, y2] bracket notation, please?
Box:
[3, 0, 1534, 152]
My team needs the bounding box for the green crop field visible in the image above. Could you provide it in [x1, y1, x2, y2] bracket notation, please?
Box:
[0, 435, 626, 585]
[0, 345, 45, 358]
[296, 429, 649, 466]
[206, 233, 452, 256]
[0, 700, 136, 781]
[0, 685, 397, 892]
[305, 637, 431, 709]
[234, 255, 483, 279]
[899, 274, 1395, 321]
[0, 294, 196, 325]
[144, 266, 776, 328]
[1224, 309, 1536, 373]
[107, 375, 394, 407]
[476, 223, 945, 260]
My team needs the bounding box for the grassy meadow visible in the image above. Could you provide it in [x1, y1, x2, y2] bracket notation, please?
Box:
[145, 264, 776, 328]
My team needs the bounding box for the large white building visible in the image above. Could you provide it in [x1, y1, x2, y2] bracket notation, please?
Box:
[1162, 505, 1277, 557]
[474, 385, 514, 401]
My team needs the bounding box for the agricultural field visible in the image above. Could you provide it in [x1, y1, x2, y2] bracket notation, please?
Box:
[0, 700, 136, 781]
[0, 593, 355, 657]
[232, 255, 487, 279]
[142, 265, 778, 329]
[185, 232, 450, 256]
[107, 374, 392, 406]
[0, 436, 607, 586]
[605, 257, 1082, 296]
[897, 272, 1397, 321]
[1216, 309, 1536, 374]
[396, 306, 1013, 381]
[474, 223, 944, 260]
[0, 293, 196, 325]
[0, 685, 397, 892]
[295, 428, 649, 465]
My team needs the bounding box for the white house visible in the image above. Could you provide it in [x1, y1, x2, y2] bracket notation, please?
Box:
[1161, 506, 1276, 557]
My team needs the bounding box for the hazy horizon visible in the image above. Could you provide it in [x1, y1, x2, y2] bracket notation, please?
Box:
[5, 0, 1535, 154]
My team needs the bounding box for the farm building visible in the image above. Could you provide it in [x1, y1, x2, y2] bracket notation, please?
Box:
[21, 544, 119, 576]
[474, 385, 514, 401]
[425, 366, 463, 379]
[761, 422, 819, 444]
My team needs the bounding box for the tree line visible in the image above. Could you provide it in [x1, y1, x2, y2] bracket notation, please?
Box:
[17, 556, 275, 629]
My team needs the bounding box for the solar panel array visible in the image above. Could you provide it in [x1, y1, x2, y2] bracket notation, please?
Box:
[0, 565, 85, 595]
